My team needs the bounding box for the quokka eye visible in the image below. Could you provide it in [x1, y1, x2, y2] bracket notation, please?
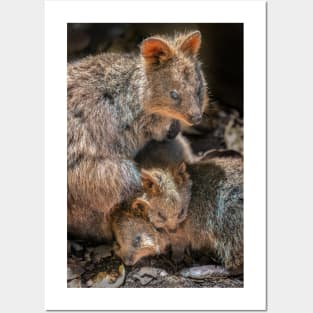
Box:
[147, 181, 154, 189]
[133, 235, 141, 247]
[197, 85, 202, 98]
[170, 90, 180, 101]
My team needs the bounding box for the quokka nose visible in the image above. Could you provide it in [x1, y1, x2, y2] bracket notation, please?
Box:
[189, 114, 202, 125]
[191, 115, 202, 124]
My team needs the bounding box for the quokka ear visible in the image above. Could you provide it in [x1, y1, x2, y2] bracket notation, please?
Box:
[177, 161, 187, 176]
[141, 37, 173, 65]
[172, 162, 188, 185]
[131, 198, 151, 218]
[179, 31, 201, 56]
[141, 169, 160, 194]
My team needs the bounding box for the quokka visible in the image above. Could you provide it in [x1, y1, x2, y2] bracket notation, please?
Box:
[67, 31, 208, 238]
[112, 155, 243, 274]
[134, 134, 228, 232]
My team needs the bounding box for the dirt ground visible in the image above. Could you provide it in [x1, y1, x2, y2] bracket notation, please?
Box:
[68, 241, 243, 288]
[67, 103, 243, 288]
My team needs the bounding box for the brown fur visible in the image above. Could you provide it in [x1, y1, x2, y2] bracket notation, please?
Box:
[112, 207, 169, 266]
[134, 135, 208, 231]
[138, 163, 191, 232]
[135, 133, 202, 168]
[67, 31, 208, 239]
[67, 205, 114, 242]
[112, 156, 243, 274]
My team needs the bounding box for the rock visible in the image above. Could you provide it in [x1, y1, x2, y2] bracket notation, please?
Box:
[137, 267, 159, 278]
[224, 115, 243, 154]
[85, 263, 95, 271]
[133, 274, 153, 286]
[180, 265, 230, 279]
[89, 264, 125, 288]
[133, 267, 167, 286]
[67, 278, 81, 288]
[71, 241, 84, 252]
[88, 245, 112, 263]
[67, 261, 84, 281]
[70, 241, 85, 257]
[218, 110, 227, 118]
[159, 270, 168, 277]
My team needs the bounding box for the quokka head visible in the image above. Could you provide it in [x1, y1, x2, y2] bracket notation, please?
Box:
[140, 162, 191, 233]
[112, 202, 167, 266]
[140, 31, 208, 126]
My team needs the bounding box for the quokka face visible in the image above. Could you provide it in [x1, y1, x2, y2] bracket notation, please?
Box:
[112, 207, 163, 266]
[139, 162, 191, 233]
[141, 31, 208, 126]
